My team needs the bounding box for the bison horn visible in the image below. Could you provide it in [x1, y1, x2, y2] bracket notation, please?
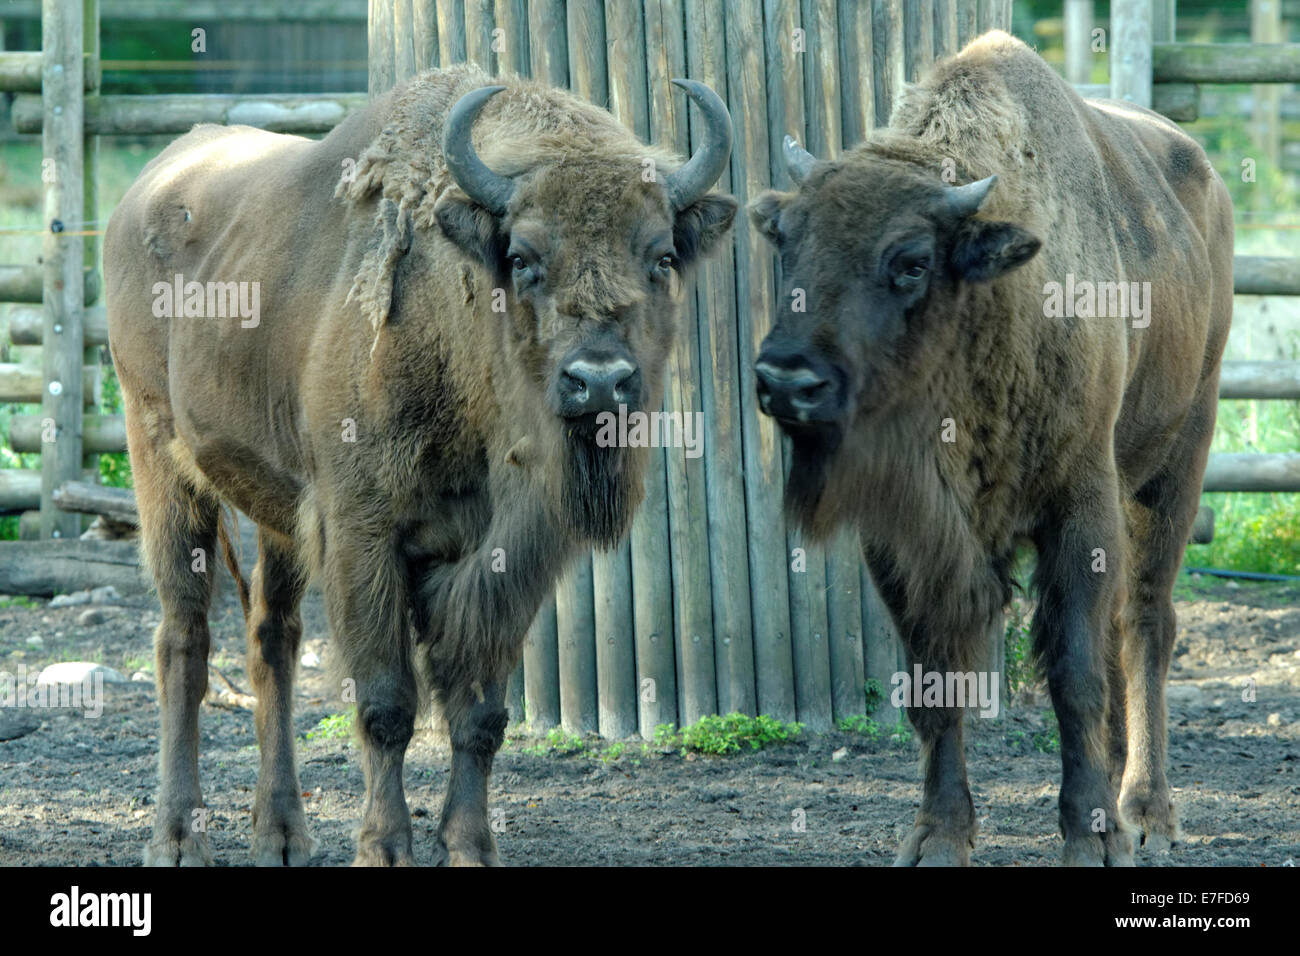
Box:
[945, 174, 998, 217]
[783, 135, 817, 184]
[664, 79, 734, 211]
[443, 85, 515, 216]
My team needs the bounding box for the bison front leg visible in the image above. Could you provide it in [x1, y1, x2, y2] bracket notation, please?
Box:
[893, 699, 976, 866]
[245, 531, 315, 866]
[325, 538, 418, 867]
[432, 678, 508, 867]
[1034, 490, 1135, 866]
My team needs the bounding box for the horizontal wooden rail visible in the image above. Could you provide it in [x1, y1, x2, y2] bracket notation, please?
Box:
[1153, 43, 1300, 84]
[0, 51, 99, 92]
[1202, 453, 1300, 493]
[6, 305, 108, 346]
[1234, 256, 1300, 296]
[1075, 82, 1199, 121]
[0, 363, 101, 405]
[9, 414, 125, 454]
[3, 0, 367, 19]
[1218, 361, 1300, 400]
[13, 92, 367, 135]
[0, 265, 99, 304]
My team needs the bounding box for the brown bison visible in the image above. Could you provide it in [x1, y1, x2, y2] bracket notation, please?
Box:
[104, 64, 736, 866]
[750, 32, 1232, 865]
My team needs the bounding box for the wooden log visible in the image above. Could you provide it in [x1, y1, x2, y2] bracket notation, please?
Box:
[1064, 0, 1093, 84]
[1202, 453, 1300, 493]
[1218, 360, 1300, 399]
[465, 0, 496, 72]
[872, 0, 905, 125]
[1075, 81, 1200, 121]
[728, 0, 796, 720]
[0, 265, 99, 305]
[10, 413, 125, 454]
[494, 0, 529, 76]
[0, 540, 145, 597]
[0, 469, 41, 513]
[411, 0, 439, 72]
[0, 51, 96, 92]
[555, 555, 598, 734]
[0, 364, 100, 406]
[932, 0, 958, 59]
[1191, 504, 1214, 545]
[688, 0, 756, 720]
[827, 529, 866, 723]
[527, 0, 567, 86]
[436, 0, 468, 66]
[1234, 256, 1300, 295]
[390, 0, 418, 83]
[837, 0, 875, 143]
[603, 0, 675, 737]
[5, 1, 368, 19]
[1110, 0, 1153, 107]
[368, 0, 397, 94]
[648, 0, 716, 727]
[956, 0, 977, 47]
[903, 0, 934, 81]
[523, 595, 561, 731]
[1153, 42, 1300, 84]
[51, 479, 137, 524]
[5, 305, 107, 346]
[861, 563, 903, 727]
[83, 0, 102, 486]
[18, 510, 42, 541]
[12, 92, 368, 135]
[42, 0, 85, 541]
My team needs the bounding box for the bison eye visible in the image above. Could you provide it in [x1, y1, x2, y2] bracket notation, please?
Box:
[658, 254, 674, 271]
[903, 262, 928, 279]
[510, 255, 528, 272]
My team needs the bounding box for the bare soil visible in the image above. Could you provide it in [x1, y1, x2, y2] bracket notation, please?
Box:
[1, 575, 1297, 866]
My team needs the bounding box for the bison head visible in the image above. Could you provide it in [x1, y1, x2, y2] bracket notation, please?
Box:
[748, 138, 1040, 523]
[433, 81, 736, 544]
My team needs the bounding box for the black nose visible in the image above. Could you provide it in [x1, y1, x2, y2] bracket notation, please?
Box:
[558, 355, 640, 417]
[755, 354, 837, 422]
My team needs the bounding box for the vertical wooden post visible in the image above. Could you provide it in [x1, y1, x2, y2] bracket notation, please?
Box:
[495, 0, 529, 75]
[436, 0, 467, 66]
[1110, 0, 1153, 107]
[369, 0, 396, 94]
[903, 0, 935, 81]
[872, 0, 905, 125]
[838, 0, 875, 142]
[82, 0, 100, 513]
[1251, 0, 1281, 167]
[464, 0, 496, 72]
[41, 0, 85, 540]
[647, 0, 717, 727]
[727, 0, 796, 722]
[932, 0, 958, 59]
[687, 0, 756, 721]
[1064, 0, 1094, 85]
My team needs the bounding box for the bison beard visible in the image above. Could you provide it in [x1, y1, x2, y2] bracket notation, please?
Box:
[783, 425, 842, 532]
[562, 429, 636, 548]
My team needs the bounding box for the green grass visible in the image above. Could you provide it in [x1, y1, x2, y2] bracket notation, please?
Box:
[836, 714, 883, 739]
[654, 713, 804, 756]
[304, 711, 354, 742]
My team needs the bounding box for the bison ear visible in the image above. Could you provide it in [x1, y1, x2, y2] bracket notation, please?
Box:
[747, 190, 789, 246]
[950, 220, 1041, 283]
[434, 190, 508, 272]
[673, 193, 738, 266]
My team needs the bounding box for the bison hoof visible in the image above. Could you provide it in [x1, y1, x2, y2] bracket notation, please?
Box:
[432, 836, 501, 867]
[252, 824, 317, 867]
[893, 823, 974, 867]
[1062, 826, 1135, 867]
[352, 830, 415, 867]
[143, 828, 213, 867]
[1120, 789, 1180, 854]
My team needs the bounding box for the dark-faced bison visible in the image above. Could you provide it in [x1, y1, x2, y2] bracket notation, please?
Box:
[751, 31, 1232, 865]
[105, 64, 736, 866]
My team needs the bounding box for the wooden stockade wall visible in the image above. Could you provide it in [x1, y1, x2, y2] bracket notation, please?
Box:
[365, 0, 1019, 738]
[2, 0, 1299, 739]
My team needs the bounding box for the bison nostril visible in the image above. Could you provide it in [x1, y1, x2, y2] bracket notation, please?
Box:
[562, 370, 589, 395]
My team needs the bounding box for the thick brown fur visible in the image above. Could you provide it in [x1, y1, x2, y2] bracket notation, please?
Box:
[751, 32, 1232, 865]
[105, 63, 735, 867]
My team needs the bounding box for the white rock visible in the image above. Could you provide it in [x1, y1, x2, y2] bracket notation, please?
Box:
[131, 671, 152, 683]
[25, 635, 43, 647]
[36, 661, 127, 686]
[49, 590, 91, 608]
[77, 608, 106, 627]
[1267, 712, 1284, 728]
[89, 585, 121, 604]
[831, 746, 849, 762]
[300, 651, 321, 669]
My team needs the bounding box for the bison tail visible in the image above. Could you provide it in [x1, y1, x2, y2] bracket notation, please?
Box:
[217, 506, 251, 619]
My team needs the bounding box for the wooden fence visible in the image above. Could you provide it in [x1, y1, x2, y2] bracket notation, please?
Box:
[1, 0, 1298, 740]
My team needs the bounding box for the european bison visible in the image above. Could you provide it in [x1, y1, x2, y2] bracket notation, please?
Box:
[104, 64, 736, 866]
[750, 32, 1232, 865]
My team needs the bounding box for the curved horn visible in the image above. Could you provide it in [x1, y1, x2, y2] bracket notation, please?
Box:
[664, 79, 734, 211]
[443, 85, 514, 216]
[945, 174, 998, 217]
[783, 135, 817, 184]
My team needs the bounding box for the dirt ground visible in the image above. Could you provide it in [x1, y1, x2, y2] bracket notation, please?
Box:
[0, 574, 1297, 867]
